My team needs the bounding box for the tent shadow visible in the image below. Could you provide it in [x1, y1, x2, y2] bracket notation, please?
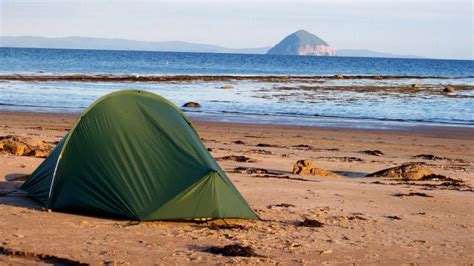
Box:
[5, 173, 30, 182]
[0, 180, 130, 221]
[1, 179, 254, 223]
[0, 180, 43, 210]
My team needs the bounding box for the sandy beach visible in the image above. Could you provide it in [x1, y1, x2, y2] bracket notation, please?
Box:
[0, 111, 473, 264]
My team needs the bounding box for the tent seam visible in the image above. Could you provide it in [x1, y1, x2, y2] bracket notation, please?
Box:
[46, 154, 62, 208]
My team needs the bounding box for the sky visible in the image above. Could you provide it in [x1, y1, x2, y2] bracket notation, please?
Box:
[0, 0, 473, 59]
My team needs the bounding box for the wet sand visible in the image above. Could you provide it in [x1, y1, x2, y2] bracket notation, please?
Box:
[0, 111, 473, 264]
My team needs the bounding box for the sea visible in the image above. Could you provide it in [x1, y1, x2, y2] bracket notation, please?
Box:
[0, 47, 473, 129]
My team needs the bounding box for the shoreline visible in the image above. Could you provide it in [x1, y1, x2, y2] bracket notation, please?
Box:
[2, 74, 472, 131]
[1, 110, 473, 139]
[1, 73, 471, 83]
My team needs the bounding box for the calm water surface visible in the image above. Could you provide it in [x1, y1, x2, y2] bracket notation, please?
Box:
[1, 47, 473, 129]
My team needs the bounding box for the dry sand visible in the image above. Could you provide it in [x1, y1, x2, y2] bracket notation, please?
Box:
[0, 111, 473, 265]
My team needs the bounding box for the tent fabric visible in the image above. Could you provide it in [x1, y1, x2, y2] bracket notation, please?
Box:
[21, 90, 257, 220]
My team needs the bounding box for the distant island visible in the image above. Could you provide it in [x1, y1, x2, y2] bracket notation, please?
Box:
[0, 33, 424, 59]
[266, 30, 336, 56]
[266, 30, 423, 58]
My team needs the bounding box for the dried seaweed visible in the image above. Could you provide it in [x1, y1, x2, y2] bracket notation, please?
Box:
[297, 218, 324, 227]
[413, 154, 444, 160]
[253, 174, 317, 182]
[0, 246, 89, 265]
[256, 143, 283, 148]
[393, 192, 433, 197]
[267, 203, 296, 209]
[385, 215, 402, 220]
[204, 244, 260, 257]
[218, 155, 257, 163]
[232, 167, 272, 175]
[208, 223, 248, 231]
[360, 150, 384, 156]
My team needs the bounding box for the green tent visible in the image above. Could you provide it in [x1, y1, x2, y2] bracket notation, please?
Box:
[21, 90, 257, 220]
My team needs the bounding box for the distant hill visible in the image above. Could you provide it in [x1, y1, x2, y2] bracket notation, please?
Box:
[0, 35, 425, 59]
[266, 30, 335, 56]
[0, 36, 270, 54]
[336, 49, 425, 59]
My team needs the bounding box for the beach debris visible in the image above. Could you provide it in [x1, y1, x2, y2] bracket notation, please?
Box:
[360, 150, 384, 156]
[0, 135, 52, 158]
[233, 140, 245, 145]
[245, 149, 272, 155]
[292, 160, 339, 177]
[253, 174, 317, 182]
[292, 144, 313, 150]
[256, 143, 283, 148]
[443, 86, 456, 93]
[0, 246, 89, 266]
[411, 83, 421, 88]
[204, 244, 260, 257]
[208, 223, 248, 231]
[370, 177, 473, 192]
[348, 215, 367, 221]
[221, 85, 234, 90]
[267, 203, 295, 209]
[385, 215, 402, 220]
[233, 166, 317, 182]
[418, 174, 450, 181]
[182, 102, 201, 108]
[334, 74, 345, 79]
[338, 156, 364, 162]
[232, 167, 272, 175]
[412, 212, 426, 215]
[413, 154, 443, 160]
[370, 181, 384, 184]
[393, 192, 433, 197]
[218, 155, 257, 163]
[366, 162, 434, 180]
[318, 156, 364, 162]
[297, 218, 324, 227]
[326, 215, 367, 224]
[419, 176, 473, 191]
[293, 144, 311, 148]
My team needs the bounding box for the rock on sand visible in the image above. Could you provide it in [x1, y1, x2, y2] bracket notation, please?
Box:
[443, 86, 456, 93]
[182, 102, 201, 108]
[0, 135, 51, 158]
[366, 162, 433, 180]
[221, 85, 234, 90]
[292, 160, 338, 177]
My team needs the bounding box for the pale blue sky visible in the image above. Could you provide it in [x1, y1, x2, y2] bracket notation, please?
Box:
[1, 0, 473, 59]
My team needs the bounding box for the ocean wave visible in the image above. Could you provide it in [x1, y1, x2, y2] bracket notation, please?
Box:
[183, 109, 474, 126]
